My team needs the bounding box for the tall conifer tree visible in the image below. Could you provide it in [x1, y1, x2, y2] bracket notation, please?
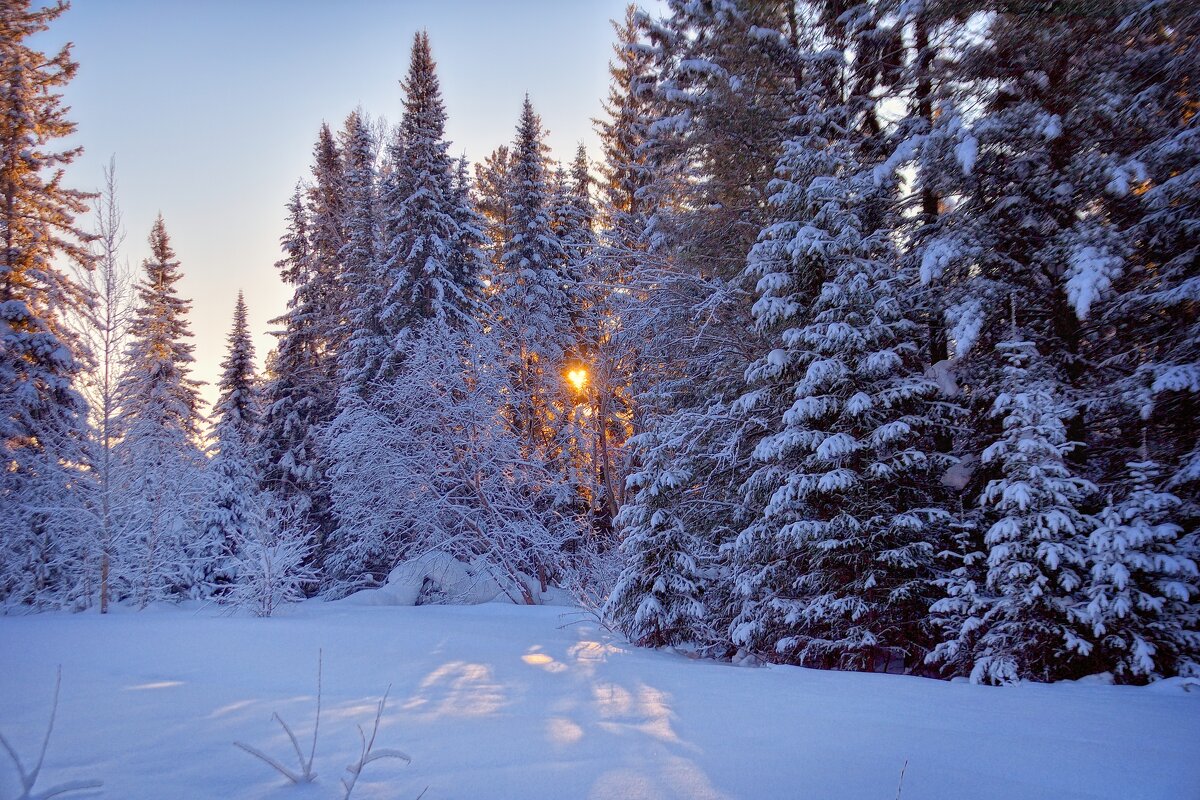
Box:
[113, 217, 207, 605]
[493, 96, 572, 456]
[376, 32, 484, 369]
[0, 0, 95, 607]
[203, 292, 263, 591]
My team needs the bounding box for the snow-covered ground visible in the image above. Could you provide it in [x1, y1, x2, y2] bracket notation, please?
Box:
[1, 601, 1197, 800]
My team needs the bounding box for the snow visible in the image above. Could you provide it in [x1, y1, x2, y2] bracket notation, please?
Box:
[1065, 244, 1123, 320]
[954, 133, 978, 176]
[3, 603, 1197, 800]
[925, 358, 960, 397]
[919, 238, 958, 285]
[941, 453, 978, 490]
[339, 552, 555, 607]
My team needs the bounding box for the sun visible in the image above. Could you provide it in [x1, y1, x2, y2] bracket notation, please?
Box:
[566, 367, 589, 393]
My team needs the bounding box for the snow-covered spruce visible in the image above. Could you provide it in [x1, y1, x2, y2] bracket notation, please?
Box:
[731, 101, 949, 671]
[491, 96, 574, 463]
[1085, 458, 1199, 682]
[202, 292, 266, 597]
[258, 129, 346, 559]
[111, 217, 208, 606]
[929, 336, 1095, 684]
[0, 0, 96, 610]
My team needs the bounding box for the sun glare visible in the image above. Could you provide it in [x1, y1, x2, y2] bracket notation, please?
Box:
[567, 367, 589, 393]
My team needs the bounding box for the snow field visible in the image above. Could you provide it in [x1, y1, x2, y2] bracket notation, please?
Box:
[1, 602, 1198, 799]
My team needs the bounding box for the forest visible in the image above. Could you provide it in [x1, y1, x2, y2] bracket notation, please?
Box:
[2, 0, 1198, 696]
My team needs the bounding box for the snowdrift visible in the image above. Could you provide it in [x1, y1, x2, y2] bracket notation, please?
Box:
[338, 551, 566, 607]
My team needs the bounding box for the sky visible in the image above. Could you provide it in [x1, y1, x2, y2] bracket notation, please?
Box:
[36, 0, 642, 409]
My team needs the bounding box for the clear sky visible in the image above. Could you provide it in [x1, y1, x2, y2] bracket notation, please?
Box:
[37, 0, 640, 409]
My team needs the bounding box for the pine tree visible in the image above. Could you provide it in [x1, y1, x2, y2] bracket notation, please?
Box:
[375, 32, 484, 377]
[730, 100, 947, 670]
[202, 292, 264, 594]
[0, 0, 96, 608]
[1086, 457, 1199, 682]
[930, 334, 1096, 684]
[493, 96, 572, 455]
[259, 188, 337, 555]
[113, 217, 207, 605]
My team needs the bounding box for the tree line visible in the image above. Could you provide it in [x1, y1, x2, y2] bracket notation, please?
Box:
[1, 0, 1196, 684]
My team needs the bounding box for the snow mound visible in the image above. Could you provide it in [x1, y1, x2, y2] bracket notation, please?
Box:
[1143, 675, 1200, 694]
[338, 552, 573, 607]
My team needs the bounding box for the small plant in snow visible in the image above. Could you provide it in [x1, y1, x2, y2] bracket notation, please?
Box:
[234, 651, 410, 797]
[234, 650, 323, 783]
[0, 667, 102, 800]
[339, 685, 410, 799]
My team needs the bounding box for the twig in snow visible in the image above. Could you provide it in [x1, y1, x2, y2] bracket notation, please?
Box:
[341, 684, 411, 800]
[0, 666, 103, 800]
[233, 649, 322, 783]
[895, 759, 909, 800]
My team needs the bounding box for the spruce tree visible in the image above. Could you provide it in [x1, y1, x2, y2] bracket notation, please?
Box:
[375, 32, 484, 374]
[113, 217, 207, 605]
[308, 122, 348, 359]
[605, 421, 711, 647]
[259, 189, 334, 545]
[0, 0, 95, 608]
[328, 37, 491, 584]
[607, 0, 800, 651]
[731, 98, 947, 670]
[596, 5, 661, 259]
[335, 110, 382, 392]
[549, 148, 607, 516]
[202, 292, 264, 593]
[493, 96, 572, 455]
[1086, 457, 1198, 682]
[474, 144, 512, 274]
[258, 125, 355, 566]
[930, 334, 1096, 684]
[1090, 4, 1200, 544]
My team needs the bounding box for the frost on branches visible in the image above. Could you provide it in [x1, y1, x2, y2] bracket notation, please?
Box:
[326, 321, 576, 601]
[112, 218, 207, 606]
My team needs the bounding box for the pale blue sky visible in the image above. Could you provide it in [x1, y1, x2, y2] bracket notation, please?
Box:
[39, 0, 640, 407]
